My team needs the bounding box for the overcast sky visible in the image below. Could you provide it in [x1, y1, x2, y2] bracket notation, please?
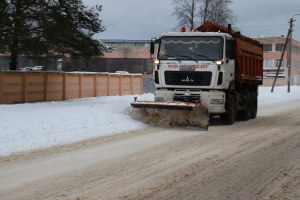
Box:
[83, 0, 300, 41]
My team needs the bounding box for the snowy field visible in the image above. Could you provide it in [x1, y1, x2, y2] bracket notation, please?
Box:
[1, 86, 300, 156]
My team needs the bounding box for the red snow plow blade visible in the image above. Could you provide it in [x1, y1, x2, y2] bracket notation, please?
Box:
[130, 99, 210, 130]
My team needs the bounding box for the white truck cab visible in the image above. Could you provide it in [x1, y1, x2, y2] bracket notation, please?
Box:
[152, 31, 235, 115]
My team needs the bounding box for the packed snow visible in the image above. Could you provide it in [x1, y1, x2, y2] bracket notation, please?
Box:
[1, 86, 300, 156]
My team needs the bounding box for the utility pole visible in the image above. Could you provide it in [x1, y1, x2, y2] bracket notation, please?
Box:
[272, 14, 299, 92]
[271, 30, 290, 92]
[288, 18, 295, 93]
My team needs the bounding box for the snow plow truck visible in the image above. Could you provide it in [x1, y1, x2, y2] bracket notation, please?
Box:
[131, 21, 263, 130]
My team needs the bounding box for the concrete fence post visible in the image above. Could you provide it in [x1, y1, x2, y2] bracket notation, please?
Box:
[107, 74, 110, 96]
[79, 74, 82, 98]
[94, 74, 98, 97]
[22, 72, 28, 103]
[140, 75, 143, 94]
[44, 72, 49, 101]
[130, 75, 133, 95]
[0, 72, 3, 104]
[119, 75, 122, 96]
[63, 73, 67, 100]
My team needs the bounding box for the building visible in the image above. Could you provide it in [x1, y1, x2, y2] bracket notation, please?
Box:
[254, 36, 300, 85]
[100, 39, 154, 74]
[0, 39, 154, 73]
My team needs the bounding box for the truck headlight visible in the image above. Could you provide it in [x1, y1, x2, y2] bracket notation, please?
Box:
[155, 97, 164, 101]
[215, 60, 224, 65]
[210, 99, 224, 104]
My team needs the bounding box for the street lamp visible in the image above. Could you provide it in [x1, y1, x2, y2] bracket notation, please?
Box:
[57, 59, 63, 71]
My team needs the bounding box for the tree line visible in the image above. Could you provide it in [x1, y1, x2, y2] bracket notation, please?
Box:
[0, 0, 111, 70]
[0, 0, 237, 71]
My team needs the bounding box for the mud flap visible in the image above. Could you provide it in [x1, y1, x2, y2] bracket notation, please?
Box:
[130, 100, 210, 130]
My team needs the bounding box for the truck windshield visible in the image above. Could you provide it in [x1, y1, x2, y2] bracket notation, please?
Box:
[158, 36, 223, 61]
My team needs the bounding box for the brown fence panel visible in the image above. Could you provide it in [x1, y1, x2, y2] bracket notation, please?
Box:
[132, 75, 143, 95]
[46, 73, 64, 101]
[96, 73, 109, 96]
[26, 72, 45, 103]
[1, 72, 23, 104]
[109, 74, 121, 96]
[121, 75, 132, 95]
[81, 74, 95, 98]
[65, 73, 80, 100]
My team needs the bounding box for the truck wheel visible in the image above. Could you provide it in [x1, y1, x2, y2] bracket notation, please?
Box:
[235, 111, 241, 120]
[240, 91, 252, 121]
[250, 91, 257, 119]
[220, 95, 236, 125]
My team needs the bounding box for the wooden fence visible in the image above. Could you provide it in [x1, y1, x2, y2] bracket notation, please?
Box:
[262, 78, 286, 87]
[0, 71, 143, 104]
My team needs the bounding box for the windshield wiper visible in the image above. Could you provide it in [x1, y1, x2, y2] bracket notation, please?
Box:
[191, 53, 215, 62]
[175, 55, 198, 63]
[159, 54, 181, 63]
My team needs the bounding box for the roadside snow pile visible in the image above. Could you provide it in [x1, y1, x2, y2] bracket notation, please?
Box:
[0, 93, 153, 156]
[258, 86, 300, 106]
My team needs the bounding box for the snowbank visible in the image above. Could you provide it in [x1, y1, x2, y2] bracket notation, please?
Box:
[0, 86, 300, 156]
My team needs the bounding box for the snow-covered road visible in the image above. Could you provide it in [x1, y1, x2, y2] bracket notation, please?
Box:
[1, 98, 300, 199]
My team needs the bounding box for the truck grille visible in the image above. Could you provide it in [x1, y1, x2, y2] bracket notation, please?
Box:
[165, 71, 212, 86]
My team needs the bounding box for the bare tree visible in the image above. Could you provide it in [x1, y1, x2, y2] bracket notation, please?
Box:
[200, 0, 237, 27]
[171, 0, 201, 31]
[200, 0, 210, 24]
[172, 0, 237, 30]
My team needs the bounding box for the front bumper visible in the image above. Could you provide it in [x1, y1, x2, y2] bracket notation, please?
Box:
[154, 90, 226, 114]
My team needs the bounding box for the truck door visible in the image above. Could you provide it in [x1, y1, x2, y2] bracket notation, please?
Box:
[224, 39, 235, 87]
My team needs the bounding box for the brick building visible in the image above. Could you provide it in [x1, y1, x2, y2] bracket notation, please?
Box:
[254, 36, 300, 85]
[0, 39, 154, 73]
[100, 39, 153, 74]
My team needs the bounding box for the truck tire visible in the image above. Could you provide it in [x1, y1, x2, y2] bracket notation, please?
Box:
[250, 91, 257, 119]
[240, 91, 252, 121]
[220, 95, 236, 125]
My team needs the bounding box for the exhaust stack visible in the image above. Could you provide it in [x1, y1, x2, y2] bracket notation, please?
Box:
[228, 24, 232, 35]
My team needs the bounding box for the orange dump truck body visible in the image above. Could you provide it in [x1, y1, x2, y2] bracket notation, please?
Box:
[196, 21, 263, 85]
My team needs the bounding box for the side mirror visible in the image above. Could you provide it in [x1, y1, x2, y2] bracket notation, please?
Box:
[229, 39, 236, 59]
[150, 41, 155, 55]
[150, 37, 159, 55]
